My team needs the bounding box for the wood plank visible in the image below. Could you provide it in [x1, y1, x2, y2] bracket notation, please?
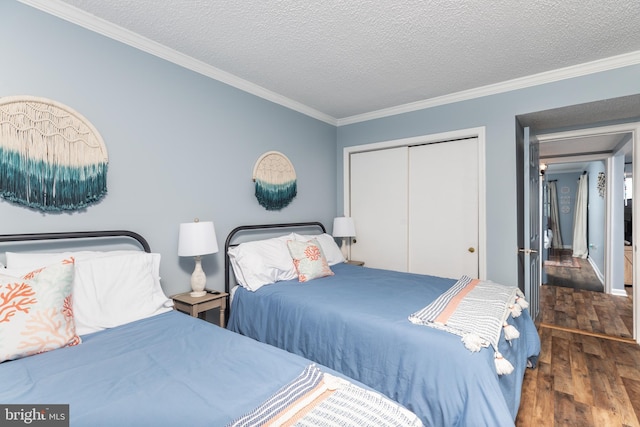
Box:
[554, 391, 576, 426]
[570, 339, 594, 406]
[590, 406, 622, 427]
[621, 377, 640, 426]
[552, 335, 573, 395]
[532, 360, 555, 426]
[602, 342, 640, 427]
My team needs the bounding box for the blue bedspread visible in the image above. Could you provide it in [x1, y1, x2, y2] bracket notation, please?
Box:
[0, 311, 385, 426]
[228, 263, 541, 427]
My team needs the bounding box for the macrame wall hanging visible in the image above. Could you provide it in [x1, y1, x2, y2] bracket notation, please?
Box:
[252, 151, 297, 210]
[0, 96, 108, 212]
[597, 172, 605, 198]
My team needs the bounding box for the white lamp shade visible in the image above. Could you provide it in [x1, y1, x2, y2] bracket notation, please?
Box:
[178, 221, 219, 256]
[332, 217, 356, 237]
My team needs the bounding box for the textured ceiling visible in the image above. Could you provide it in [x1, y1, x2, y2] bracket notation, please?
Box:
[20, 0, 640, 123]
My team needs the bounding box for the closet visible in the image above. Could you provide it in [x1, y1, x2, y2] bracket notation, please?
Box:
[349, 137, 480, 279]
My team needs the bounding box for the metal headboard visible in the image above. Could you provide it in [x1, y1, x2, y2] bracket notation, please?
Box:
[224, 222, 326, 295]
[0, 230, 151, 253]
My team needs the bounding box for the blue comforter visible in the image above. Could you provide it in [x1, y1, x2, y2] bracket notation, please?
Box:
[0, 310, 403, 426]
[228, 263, 541, 427]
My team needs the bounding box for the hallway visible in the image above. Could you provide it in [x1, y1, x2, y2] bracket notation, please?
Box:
[544, 249, 603, 293]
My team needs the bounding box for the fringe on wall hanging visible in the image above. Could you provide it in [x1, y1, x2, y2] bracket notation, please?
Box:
[252, 151, 297, 211]
[0, 95, 108, 212]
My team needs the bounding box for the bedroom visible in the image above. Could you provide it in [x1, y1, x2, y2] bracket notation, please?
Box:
[0, 1, 639, 426]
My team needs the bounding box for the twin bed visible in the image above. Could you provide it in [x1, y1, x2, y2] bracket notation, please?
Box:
[225, 222, 541, 427]
[0, 230, 422, 427]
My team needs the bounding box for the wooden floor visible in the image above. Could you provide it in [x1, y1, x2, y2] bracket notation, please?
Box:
[516, 325, 640, 427]
[544, 253, 604, 293]
[539, 284, 634, 340]
[516, 263, 639, 426]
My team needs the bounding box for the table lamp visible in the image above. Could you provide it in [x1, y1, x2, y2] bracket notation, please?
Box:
[178, 219, 219, 297]
[332, 216, 356, 260]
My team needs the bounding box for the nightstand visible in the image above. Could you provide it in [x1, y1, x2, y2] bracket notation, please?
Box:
[345, 260, 365, 266]
[172, 291, 229, 327]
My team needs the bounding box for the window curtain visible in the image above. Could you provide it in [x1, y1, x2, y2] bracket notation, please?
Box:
[548, 181, 563, 249]
[572, 173, 589, 259]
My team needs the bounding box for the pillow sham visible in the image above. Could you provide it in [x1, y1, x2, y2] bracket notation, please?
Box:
[293, 233, 345, 265]
[5, 251, 172, 335]
[72, 252, 172, 335]
[227, 234, 297, 291]
[287, 238, 334, 282]
[0, 258, 81, 363]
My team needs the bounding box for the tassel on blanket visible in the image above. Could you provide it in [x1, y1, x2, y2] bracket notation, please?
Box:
[494, 352, 514, 375]
[462, 333, 485, 352]
[509, 302, 523, 318]
[503, 323, 520, 341]
[515, 295, 529, 310]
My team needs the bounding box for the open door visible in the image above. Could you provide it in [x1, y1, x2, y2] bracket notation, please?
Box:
[516, 122, 541, 321]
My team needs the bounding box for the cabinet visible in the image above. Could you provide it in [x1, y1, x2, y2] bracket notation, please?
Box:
[624, 246, 633, 285]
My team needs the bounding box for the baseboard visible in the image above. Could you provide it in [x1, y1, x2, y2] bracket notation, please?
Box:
[611, 288, 629, 297]
[586, 256, 605, 285]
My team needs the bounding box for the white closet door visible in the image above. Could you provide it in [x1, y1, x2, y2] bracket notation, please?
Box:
[349, 146, 408, 271]
[408, 138, 479, 279]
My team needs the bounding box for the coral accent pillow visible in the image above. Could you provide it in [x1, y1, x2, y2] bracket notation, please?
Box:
[0, 258, 80, 362]
[287, 238, 334, 282]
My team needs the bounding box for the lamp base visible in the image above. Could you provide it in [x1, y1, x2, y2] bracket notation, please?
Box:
[190, 256, 207, 298]
[340, 238, 349, 260]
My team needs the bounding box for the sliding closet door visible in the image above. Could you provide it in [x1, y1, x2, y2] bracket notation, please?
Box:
[408, 138, 479, 279]
[349, 147, 408, 271]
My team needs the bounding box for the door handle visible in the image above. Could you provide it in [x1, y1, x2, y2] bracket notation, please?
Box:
[468, 247, 475, 253]
[518, 248, 538, 254]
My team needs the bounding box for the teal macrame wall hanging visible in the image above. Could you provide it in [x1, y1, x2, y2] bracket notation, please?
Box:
[0, 96, 108, 212]
[252, 151, 297, 211]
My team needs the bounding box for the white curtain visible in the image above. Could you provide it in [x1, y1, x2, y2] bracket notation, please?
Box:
[548, 181, 563, 249]
[572, 173, 589, 259]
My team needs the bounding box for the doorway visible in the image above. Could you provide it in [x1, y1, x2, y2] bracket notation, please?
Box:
[516, 95, 640, 343]
[537, 130, 634, 340]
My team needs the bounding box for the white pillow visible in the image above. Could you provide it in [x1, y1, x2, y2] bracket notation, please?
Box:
[72, 252, 172, 335]
[6, 250, 163, 292]
[5, 250, 172, 335]
[293, 233, 345, 265]
[227, 233, 297, 291]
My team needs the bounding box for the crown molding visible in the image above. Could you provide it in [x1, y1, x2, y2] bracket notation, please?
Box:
[337, 50, 640, 126]
[18, 0, 338, 126]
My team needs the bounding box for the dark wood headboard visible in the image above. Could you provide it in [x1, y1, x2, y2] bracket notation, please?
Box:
[0, 230, 151, 253]
[224, 222, 326, 295]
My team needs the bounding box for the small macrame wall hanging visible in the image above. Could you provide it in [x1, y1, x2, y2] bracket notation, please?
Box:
[252, 151, 297, 210]
[597, 172, 605, 198]
[0, 96, 108, 211]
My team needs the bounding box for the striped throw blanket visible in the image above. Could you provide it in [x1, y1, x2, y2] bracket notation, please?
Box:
[409, 276, 529, 375]
[228, 364, 423, 427]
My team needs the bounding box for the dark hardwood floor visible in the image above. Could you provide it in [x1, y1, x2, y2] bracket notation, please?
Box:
[516, 256, 639, 426]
